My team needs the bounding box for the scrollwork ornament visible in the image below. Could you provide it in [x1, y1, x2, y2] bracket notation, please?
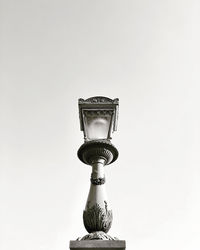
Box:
[84, 110, 113, 117]
[79, 96, 119, 104]
[90, 174, 105, 185]
[83, 201, 112, 233]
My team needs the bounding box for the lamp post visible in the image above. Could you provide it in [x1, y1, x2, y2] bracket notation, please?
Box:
[70, 96, 126, 250]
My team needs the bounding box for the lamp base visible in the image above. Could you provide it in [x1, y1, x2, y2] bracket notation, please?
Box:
[77, 231, 117, 241]
[70, 240, 126, 250]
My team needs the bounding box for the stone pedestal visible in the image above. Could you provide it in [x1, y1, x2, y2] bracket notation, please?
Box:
[70, 240, 126, 250]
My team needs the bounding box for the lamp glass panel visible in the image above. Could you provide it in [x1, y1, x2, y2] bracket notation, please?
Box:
[84, 112, 111, 140]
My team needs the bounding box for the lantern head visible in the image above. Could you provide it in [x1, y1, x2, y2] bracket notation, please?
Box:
[78, 96, 119, 142]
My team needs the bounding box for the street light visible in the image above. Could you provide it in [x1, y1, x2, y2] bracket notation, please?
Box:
[70, 96, 125, 250]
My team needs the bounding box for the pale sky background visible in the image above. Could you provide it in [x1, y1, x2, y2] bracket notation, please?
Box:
[1, 1, 200, 250]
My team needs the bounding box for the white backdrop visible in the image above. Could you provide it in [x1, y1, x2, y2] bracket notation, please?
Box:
[1, 1, 200, 250]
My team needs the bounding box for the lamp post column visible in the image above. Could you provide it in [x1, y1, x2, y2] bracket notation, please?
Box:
[87, 158, 107, 210]
[77, 139, 118, 240]
[84, 158, 112, 235]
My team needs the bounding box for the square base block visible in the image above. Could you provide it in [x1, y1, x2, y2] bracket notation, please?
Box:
[70, 240, 126, 250]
